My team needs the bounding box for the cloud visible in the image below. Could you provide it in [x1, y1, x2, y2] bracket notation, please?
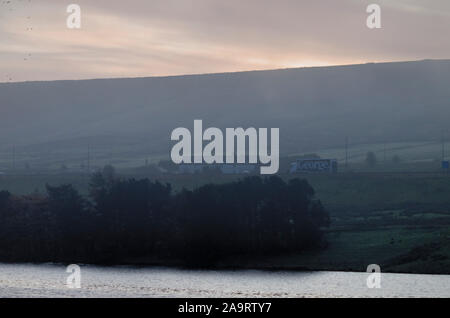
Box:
[1, 0, 449, 82]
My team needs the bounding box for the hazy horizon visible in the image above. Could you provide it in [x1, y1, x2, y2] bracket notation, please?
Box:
[1, 59, 449, 170]
[1, 58, 448, 84]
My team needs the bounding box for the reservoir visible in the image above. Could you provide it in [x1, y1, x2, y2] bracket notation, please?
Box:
[0, 263, 449, 298]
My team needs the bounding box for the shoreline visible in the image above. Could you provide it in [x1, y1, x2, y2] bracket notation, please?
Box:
[1, 259, 449, 276]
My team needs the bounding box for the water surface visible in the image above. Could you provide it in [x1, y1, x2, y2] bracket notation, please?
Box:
[0, 263, 448, 298]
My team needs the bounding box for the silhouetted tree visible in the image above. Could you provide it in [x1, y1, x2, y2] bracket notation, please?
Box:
[46, 184, 92, 261]
[0, 176, 329, 267]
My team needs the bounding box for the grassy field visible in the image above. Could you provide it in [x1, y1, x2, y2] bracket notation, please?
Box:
[1, 171, 450, 274]
[1, 140, 448, 172]
[231, 210, 450, 274]
[296, 141, 448, 164]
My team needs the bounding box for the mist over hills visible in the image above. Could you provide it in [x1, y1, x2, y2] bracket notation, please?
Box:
[0, 59, 449, 169]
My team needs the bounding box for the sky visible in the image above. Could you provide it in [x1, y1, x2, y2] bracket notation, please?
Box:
[0, 0, 450, 82]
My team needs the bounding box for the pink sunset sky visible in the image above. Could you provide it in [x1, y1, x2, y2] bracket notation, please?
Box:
[1, 0, 449, 82]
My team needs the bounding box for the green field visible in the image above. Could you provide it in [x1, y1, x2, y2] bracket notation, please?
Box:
[226, 210, 450, 274]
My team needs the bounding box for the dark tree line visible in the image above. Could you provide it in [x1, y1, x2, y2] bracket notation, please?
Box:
[0, 172, 329, 267]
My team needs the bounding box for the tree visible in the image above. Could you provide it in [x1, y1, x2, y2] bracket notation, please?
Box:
[0, 176, 329, 266]
[89, 165, 116, 204]
[0, 190, 10, 209]
[46, 184, 92, 261]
